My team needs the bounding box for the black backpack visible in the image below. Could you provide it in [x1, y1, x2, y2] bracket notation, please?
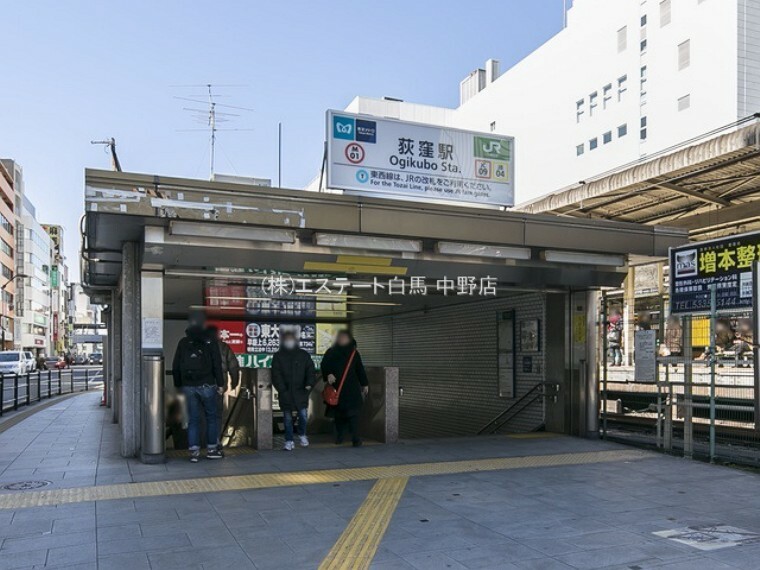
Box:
[180, 338, 213, 380]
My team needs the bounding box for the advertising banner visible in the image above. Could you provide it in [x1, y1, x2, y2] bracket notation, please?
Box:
[669, 232, 759, 314]
[326, 110, 514, 207]
[209, 321, 316, 356]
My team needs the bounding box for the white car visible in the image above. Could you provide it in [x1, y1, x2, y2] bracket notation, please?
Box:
[0, 351, 27, 375]
[24, 351, 35, 372]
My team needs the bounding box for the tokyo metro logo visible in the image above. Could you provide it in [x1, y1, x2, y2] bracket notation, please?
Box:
[333, 116, 355, 140]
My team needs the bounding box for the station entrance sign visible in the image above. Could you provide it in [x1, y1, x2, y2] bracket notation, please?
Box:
[326, 110, 514, 207]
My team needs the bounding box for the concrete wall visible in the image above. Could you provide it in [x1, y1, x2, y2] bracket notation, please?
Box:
[352, 293, 546, 439]
[738, 0, 760, 117]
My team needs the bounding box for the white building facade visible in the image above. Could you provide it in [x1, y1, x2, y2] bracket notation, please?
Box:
[17, 196, 52, 354]
[333, 0, 760, 205]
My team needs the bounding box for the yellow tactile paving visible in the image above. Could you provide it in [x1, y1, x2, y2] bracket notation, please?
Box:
[0, 449, 649, 510]
[319, 476, 408, 570]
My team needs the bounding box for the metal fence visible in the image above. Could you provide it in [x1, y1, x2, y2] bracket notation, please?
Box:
[0, 367, 104, 416]
[600, 290, 759, 466]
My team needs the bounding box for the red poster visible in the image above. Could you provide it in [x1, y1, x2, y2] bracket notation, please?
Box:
[204, 284, 247, 314]
[208, 320, 246, 354]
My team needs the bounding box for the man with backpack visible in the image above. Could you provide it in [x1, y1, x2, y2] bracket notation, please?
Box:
[172, 313, 225, 462]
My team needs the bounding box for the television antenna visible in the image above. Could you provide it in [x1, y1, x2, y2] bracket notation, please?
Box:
[175, 84, 254, 179]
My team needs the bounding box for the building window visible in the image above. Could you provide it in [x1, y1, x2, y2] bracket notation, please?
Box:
[1, 264, 11, 280]
[617, 75, 628, 101]
[490, 121, 496, 132]
[640, 65, 648, 104]
[603, 131, 612, 144]
[618, 124, 628, 137]
[0, 239, 12, 258]
[602, 84, 612, 109]
[678, 94, 691, 111]
[589, 137, 598, 150]
[640, 39, 648, 53]
[576, 99, 584, 123]
[640, 116, 648, 140]
[617, 26, 627, 52]
[589, 92, 598, 116]
[576, 144, 585, 156]
[0, 214, 12, 236]
[678, 39, 691, 70]
[641, 14, 647, 26]
[660, 0, 671, 26]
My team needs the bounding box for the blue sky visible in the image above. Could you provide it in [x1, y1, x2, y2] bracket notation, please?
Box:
[0, 1, 566, 278]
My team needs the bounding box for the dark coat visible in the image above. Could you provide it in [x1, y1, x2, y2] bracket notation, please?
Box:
[271, 347, 316, 411]
[320, 342, 368, 416]
[172, 326, 224, 388]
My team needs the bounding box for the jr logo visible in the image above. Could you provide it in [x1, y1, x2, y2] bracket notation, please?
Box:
[474, 136, 511, 161]
[481, 141, 502, 155]
[333, 116, 355, 141]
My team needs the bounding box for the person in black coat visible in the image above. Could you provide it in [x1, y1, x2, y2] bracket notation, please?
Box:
[271, 332, 316, 451]
[172, 312, 224, 463]
[320, 330, 368, 447]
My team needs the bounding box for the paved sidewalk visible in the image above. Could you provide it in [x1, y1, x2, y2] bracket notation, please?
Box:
[0, 393, 758, 568]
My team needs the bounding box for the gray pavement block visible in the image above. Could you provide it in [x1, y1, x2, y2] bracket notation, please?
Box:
[96, 523, 142, 542]
[147, 545, 256, 569]
[1, 529, 94, 554]
[514, 559, 576, 570]
[0, 548, 48, 569]
[45, 542, 97, 567]
[403, 551, 471, 569]
[97, 552, 151, 570]
[0, 518, 53, 540]
[97, 531, 191, 556]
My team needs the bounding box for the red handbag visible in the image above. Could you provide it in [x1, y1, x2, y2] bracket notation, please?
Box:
[322, 350, 356, 406]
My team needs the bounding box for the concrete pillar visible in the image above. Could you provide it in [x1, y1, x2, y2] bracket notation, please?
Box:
[254, 369, 272, 450]
[623, 267, 635, 366]
[101, 305, 111, 408]
[120, 242, 141, 457]
[585, 290, 600, 438]
[112, 290, 122, 424]
[361, 367, 399, 443]
[140, 271, 164, 464]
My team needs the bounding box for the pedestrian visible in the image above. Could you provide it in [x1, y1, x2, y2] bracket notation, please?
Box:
[208, 325, 242, 453]
[271, 331, 316, 451]
[320, 330, 368, 447]
[208, 325, 241, 393]
[172, 312, 224, 463]
[607, 314, 623, 367]
[664, 315, 683, 357]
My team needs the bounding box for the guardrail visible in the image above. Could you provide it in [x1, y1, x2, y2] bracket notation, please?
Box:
[0, 367, 104, 415]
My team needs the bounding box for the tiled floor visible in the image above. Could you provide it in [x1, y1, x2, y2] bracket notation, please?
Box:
[0, 393, 759, 569]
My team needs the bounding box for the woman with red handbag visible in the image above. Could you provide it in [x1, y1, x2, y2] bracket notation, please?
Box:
[320, 330, 369, 447]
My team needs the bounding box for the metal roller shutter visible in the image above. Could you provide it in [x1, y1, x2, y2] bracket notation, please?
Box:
[352, 293, 546, 438]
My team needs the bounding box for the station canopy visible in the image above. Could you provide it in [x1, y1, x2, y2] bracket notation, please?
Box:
[517, 116, 760, 239]
[81, 169, 685, 317]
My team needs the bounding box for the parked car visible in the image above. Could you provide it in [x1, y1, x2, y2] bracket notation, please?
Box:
[43, 356, 67, 370]
[74, 354, 88, 365]
[88, 353, 103, 365]
[0, 351, 28, 375]
[23, 351, 36, 372]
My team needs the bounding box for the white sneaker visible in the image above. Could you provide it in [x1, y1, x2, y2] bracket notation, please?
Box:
[299, 435, 309, 448]
[283, 440, 295, 451]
